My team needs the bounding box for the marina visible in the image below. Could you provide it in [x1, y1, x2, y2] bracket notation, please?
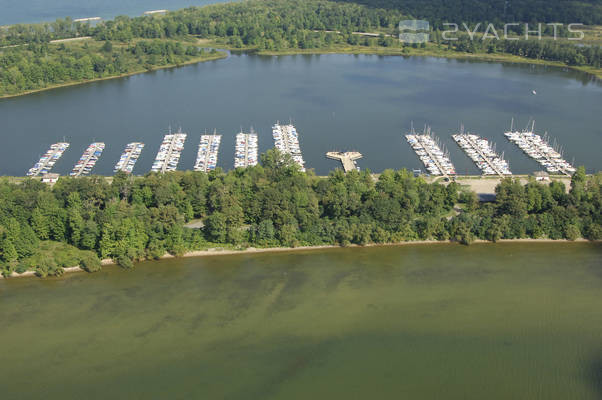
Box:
[26, 142, 70, 176]
[114, 142, 145, 174]
[326, 151, 362, 173]
[70, 142, 105, 177]
[234, 129, 258, 168]
[194, 133, 222, 172]
[453, 130, 511, 176]
[405, 127, 456, 177]
[272, 122, 306, 172]
[504, 121, 576, 176]
[3, 55, 601, 177]
[151, 132, 187, 173]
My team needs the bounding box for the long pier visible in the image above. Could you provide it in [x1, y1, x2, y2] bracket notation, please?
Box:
[235, 130, 258, 168]
[27, 142, 70, 176]
[453, 133, 511, 177]
[194, 134, 221, 172]
[272, 123, 306, 171]
[151, 133, 186, 173]
[406, 130, 455, 177]
[419, 137, 448, 178]
[504, 123, 575, 176]
[70, 142, 105, 177]
[114, 142, 144, 173]
[326, 151, 362, 172]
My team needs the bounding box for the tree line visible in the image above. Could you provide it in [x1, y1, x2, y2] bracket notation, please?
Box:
[1, 150, 600, 277]
[0, 39, 215, 96]
[1, 0, 600, 97]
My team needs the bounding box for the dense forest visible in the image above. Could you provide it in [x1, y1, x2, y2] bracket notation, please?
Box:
[335, 0, 602, 25]
[1, 150, 600, 277]
[0, 39, 220, 96]
[1, 0, 601, 96]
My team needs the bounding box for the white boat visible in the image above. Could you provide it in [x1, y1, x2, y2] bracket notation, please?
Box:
[272, 122, 306, 171]
[151, 131, 187, 173]
[194, 132, 221, 172]
[114, 142, 145, 174]
[70, 142, 105, 177]
[452, 131, 511, 176]
[405, 127, 456, 176]
[27, 142, 70, 176]
[504, 120, 574, 176]
[234, 128, 258, 168]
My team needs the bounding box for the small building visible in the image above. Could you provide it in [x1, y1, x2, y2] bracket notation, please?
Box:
[41, 173, 60, 185]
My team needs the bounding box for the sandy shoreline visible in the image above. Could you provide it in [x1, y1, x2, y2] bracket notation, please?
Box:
[1, 238, 597, 280]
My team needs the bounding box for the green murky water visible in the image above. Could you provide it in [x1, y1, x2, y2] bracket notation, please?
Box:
[1, 243, 601, 399]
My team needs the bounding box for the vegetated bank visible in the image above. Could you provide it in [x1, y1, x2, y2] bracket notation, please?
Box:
[0, 150, 600, 278]
[1, 0, 601, 97]
[0, 38, 225, 98]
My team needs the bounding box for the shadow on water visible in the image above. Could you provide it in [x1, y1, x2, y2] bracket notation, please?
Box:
[586, 352, 602, 399]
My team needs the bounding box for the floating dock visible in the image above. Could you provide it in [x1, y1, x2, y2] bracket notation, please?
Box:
[504, 121, 575, 176]
[326, 151, 362, 172]
[453, 131, 511, 176]
[194, 133, 222, 172]
[234, 129, 258, 168]
[405, 127, 456, 177]
[27, 142, 70, 176]
[272, 122, 306, 171]
[151, 132, 186, 173]
[114, 142, 144, 174]
[70, 142, 105, 177]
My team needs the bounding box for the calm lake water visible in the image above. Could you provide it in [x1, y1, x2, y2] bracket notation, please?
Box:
[0, 0, 227, 25]
[1, 243, 601, 399]
[0, 53, 600, 176]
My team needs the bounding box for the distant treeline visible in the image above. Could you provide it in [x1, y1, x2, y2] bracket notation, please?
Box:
[1, 0, 601, 96]
[435, 32, 601, 67]
[334, 0, 602, 25]
[0, 40, 216, 96]
[1, 150, 600, 277]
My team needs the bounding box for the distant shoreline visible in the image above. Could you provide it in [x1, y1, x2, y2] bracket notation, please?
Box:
[1, 238, 596, 280]
[2, 44, 599, 100]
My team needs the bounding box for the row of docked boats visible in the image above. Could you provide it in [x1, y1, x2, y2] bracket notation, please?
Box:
[26, 123, 304, 177]
[405, 128, 456, 176]
[151, 133, 187, 173]
[114, 142, 145, 173]
[235, 129, 259, 168]
[194, 133, 222, 172]
[452, 132, 512, 176]
[504, 122, 575, 176]
[27, 120, 576, 178]
[27, 142, 70, 176]
[272, 123, 306, 172]
[70, 142, 105, 177]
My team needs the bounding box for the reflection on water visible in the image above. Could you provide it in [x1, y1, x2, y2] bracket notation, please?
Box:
[1, 242, 601, 399]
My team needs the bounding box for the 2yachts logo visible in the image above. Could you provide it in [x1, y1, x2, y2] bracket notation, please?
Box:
[399, 20, 585, 43]
[399, 20, 430, 44]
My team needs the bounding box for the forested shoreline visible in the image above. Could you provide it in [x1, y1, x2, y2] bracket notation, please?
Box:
[1, 0, 601, 97]
[0, 150, 600, 278]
